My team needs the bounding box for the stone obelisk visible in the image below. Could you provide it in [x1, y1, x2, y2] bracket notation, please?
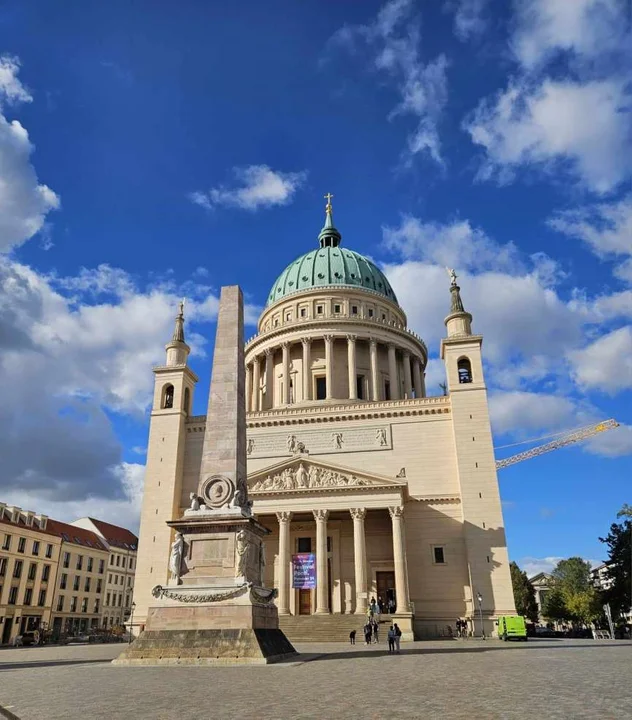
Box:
[114, 286, 296, 665]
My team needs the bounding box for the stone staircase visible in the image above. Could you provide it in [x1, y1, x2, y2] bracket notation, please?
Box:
[279, 614, 393, 643]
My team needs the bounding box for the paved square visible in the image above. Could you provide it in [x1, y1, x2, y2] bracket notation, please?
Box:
[1, 639, 631, 719]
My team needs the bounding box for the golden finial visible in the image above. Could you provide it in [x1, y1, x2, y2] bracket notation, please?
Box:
[324, 192, 334, 213]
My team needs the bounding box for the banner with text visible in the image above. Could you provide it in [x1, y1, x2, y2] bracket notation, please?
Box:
[292, 553, 316, 589]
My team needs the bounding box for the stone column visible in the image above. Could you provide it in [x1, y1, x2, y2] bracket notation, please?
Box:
[264, 348, 273, 410]
[370, 339, 380, 401]
[313, 509, 330, 614]
[403, 351, 413, 399]
[324, 335, 334, 400]
[302, 339, 312, 402]
[347, 334, 357, 400]
[276, 511, 292, 615]
[245, 362, 253, 412]
[389, 506, 411, 613]
[281, 342, 290, 405]
[350, 508, 367, 613]
[388, 344, 400, 400]
[413, 358, 423, 399]
[251, 356, 260, 412]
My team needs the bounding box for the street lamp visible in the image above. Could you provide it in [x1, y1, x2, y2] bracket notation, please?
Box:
[477, 592, 485, 639]
[128, 602, 136, 645]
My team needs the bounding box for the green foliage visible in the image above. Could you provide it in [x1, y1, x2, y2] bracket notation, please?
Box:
[600, 507, 632, 620]
[510, 561, 539, 622]
[544, 557, 602, 624]
[542, 588, 571, 622]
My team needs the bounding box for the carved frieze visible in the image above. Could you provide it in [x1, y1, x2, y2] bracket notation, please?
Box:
[250, 462, 386, 494]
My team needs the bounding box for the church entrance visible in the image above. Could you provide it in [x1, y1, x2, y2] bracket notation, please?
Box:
[376, 571, 396, 611]
[298, 590, 312, 615]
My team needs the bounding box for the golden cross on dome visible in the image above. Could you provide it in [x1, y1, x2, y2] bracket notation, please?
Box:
[324, 192, 334, 212]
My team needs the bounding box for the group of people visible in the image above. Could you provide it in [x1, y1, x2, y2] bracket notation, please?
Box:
[455, 619, 469, 639]
[348, 596, 403, 653]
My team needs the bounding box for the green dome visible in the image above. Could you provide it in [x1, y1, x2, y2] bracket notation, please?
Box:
[267, 246, 399, 306]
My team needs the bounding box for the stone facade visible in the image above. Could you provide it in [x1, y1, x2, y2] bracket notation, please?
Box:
[132, 210, 516, 639]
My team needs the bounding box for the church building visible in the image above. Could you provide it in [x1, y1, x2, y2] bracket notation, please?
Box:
[132, 199, 516, 639]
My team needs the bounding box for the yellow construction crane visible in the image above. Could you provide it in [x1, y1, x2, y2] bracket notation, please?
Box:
[495, 419, 620, 470]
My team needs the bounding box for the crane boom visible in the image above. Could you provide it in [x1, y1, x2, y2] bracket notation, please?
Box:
[495, 419, 619, 470]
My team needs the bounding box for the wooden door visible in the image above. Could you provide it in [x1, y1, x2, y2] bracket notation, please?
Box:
[376, 571, 396, 610]
[298, 589, 312, 615]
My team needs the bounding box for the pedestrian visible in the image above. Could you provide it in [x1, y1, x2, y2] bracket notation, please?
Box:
[372, 618, 379, 643]
[349, 630, 356, 645]
[370, 597, 377, 616]
[378, 595, 384, 614]
[394, 622, 402, 653]
[387, 625, 396, 653]
[364, 622, 372, 645]
[456, 619, 462, 638]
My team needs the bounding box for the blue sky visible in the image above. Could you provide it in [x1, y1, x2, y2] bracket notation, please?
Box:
[0, 0, 630, 577]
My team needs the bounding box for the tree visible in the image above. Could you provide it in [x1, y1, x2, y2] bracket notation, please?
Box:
[542, 587, 572, 622]
[600, 505, 632, 620]
[544, 557, 601, 625]
[510, 562, 539, 621]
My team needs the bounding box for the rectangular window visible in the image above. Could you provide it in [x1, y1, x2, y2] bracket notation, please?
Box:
[84, 577, 91, 592]
[13, 560, 23, 578]
[57, 595, 64, 612]
[368, 308, 374, 318]
[94, 599, 100, 614]
[73, 576, 80, 591]
[8, 586, 18, 605]
[17, 537, 26, 553]
[2, 534, 10, 551]
[127, 577, 131, 587]
[285, 312, 291, 321]
[114, 575, 118, 585]
[125, 594, 130, 607]
[351, 305, 358, 315]
[356, 375, 364, 400]
[382, 313, 386, 320]
[87, 557, 93, 573]
[433, 546, 446, 564]
[38, 588, 47, 606]
[81, 598, 88, 613]
[60, 573, 67, 590]
[42, 564, 50, 582]
[98, 559, 104, 574]
[116, 556, 120, 567]
[24, 588, 33, 605]
[129, 559, 134, 571]
[70, 596, 78, 612]
[106, 592, 111, 606]
[384, 380, 391, 401]
[28, 562, 37, 580]
[118, 594, 122, 606]
[300, 308, 306, 318]
[316, 376, 327, 400]
[108, 573, 112, 584]
[334, 304, 341, 313]
[0, 557, 6, 576]
[32, 540, 40, 556]
[76, 555, 83, 570]
[121, 557, 126, 569]
[297, 537, 312, 553]
[63, 552, 70, 568]
[96, 579, 102, 594]
[110, 554, 114, 565]
[46, 544, 53, 558]
[316, 304, 324, 315]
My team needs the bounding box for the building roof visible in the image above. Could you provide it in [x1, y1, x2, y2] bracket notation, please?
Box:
[87, 518, 138, 550]
[46, 518, 108, 551]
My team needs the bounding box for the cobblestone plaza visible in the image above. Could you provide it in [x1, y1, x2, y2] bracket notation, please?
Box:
[1, 640, 631, 719]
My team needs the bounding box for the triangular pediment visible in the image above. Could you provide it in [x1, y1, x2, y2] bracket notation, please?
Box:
[248, 456, 406, 495]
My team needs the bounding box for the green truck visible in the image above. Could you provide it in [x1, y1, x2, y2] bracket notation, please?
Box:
[496, 615, 527, 641]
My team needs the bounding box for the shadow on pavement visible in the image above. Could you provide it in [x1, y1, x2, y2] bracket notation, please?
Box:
[0, 658, 111, 672]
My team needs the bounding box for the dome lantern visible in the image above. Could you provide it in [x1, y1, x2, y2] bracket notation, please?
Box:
[318, 192, 342, 248]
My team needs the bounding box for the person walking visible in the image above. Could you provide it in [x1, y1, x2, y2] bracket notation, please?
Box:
[364, 622, 372, 646]
[393, 623, 402, 653]
[372, 618, 379, 643]
[387, 625, 396, 654]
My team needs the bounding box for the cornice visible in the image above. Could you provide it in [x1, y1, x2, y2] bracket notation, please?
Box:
[152, 364, 199, 383]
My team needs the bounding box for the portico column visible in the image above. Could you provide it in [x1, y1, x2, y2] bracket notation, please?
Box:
[251, 356, 260, 412]
[347, 334, 357, 400]
[324, 335, 334, 400]
[245, 362, 253, 412]
[413, 358, 423, 398]
[313, 509, 330, 614]
[389, 505, 411, 613]
[264, 348, 273, 410]
[350, 508, 367, 613]
[276, 511, 292, 615]
[282, 342, 290, 405]
[388, 344, 400, 400]
[302, 339, 312, 402]
[369, 339, 380, 401]
[403, 351, 413, 399]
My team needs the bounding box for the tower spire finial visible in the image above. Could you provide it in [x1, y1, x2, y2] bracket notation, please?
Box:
[444, 268, 472, 337]
[318, 192, 341, 248]
[172, 298, 186, 343]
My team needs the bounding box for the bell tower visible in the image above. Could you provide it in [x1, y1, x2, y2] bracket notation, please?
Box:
[440, 271, 516, 632]
[132, 301, 198, 630]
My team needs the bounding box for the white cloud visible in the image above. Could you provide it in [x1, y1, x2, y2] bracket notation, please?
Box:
[383, 215, 520, 272]
[489, 391, 578, 437]
[511, 0, 629, 71]
[585, 423, 632, 457]
[465, 78, 631, 194]
[0, 57, 60, 252]
[326, 0, 449, 165]
[569, 326, 632, 393]
[519, 556, 564, 577]
[191, 165, 307, 212]
[448, 0, 490, 40]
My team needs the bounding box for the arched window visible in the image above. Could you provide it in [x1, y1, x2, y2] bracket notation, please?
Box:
[457, 358, 473, 384]
[163, 384, 174, 409]
[183, 387, 190, 414]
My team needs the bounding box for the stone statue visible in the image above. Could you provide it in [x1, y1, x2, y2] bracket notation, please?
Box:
[376, 428, 387, 446]
[332, 432, 343, 449]
[189, 492, 200, 511]
[287, 435, 297, 453]
[259, 541, 266, 587]
[232, 477, 252, 515]
[235, 530, 250, 578]
[247, 438, 255, 455]
[169, 532, 184, 584]
[446, 267, 458, 286]
[296, 462, 308, 488]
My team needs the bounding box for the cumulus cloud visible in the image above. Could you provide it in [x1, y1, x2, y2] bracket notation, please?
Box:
[447, 0, 490, 40]
[0, 56, 60, 252]
[569, 326, 632, 394]
[464, 78, 631, 194]
[326, 0, 449, 165]
[190, 165, 307, 212]
[489, 391, 579, 437]
[518, 556, 564, 577]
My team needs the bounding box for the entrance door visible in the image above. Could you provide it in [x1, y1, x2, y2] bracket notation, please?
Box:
[2, 618, 13, 645]
[298, 590, 311, 615]
[376, 571, 396, 611]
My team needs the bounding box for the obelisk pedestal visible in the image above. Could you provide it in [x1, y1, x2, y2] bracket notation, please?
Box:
[114, 286, 296, 665]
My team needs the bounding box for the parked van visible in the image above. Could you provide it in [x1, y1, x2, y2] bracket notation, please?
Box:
[497, 615, 527, 641]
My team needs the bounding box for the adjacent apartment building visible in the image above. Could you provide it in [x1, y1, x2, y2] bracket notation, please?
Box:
[0, 503, 138, 644]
